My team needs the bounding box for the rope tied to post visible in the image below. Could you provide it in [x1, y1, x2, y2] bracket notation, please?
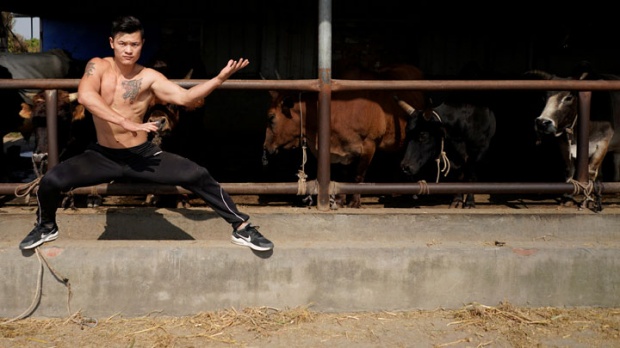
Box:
[296, 92, 309, 196]
[417, 180, 430, 195]
[568, 178, 596, 206]
[14, 153, 48, 203]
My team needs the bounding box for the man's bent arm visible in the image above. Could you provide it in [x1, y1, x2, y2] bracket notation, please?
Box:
[151, 58, 249, 107]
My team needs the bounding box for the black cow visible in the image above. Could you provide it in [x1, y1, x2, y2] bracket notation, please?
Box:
[397, 97, 496, 208]
[530, 63, 619, 211]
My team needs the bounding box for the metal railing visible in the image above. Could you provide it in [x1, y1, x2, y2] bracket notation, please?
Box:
[2, 78, 620, 210]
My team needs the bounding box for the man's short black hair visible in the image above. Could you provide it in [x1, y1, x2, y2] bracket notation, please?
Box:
[111, 15, 144, 39]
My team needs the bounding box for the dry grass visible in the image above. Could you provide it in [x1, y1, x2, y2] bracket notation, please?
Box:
[2, 302, 619, 347]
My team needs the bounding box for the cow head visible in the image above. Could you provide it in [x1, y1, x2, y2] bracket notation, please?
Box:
[530, 70, 587, 138]
[394, 96, 449, 180]
[143, 68, 203, 146]
[144, 102, 179, 145]
[263, 90, 308, 166]
[400, 108, 447, 179]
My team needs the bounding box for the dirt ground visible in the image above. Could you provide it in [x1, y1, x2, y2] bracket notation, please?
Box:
[1, 303, 620, 347]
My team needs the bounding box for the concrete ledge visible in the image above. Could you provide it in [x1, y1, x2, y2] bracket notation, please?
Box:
[1, 206, 619, 318]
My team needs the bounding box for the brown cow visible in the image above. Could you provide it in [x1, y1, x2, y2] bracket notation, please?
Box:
[19, 90, 91, 172]
[263, 64, 427, 208]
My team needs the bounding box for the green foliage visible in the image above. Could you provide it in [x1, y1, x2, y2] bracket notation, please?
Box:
[1, 12, 40, 53]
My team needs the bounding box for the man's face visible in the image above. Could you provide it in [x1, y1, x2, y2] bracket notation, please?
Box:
[109, 32, 143, 66]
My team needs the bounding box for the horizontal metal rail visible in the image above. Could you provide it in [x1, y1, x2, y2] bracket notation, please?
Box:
[2, 78, 620, 201]
[2, 181, 619, 196]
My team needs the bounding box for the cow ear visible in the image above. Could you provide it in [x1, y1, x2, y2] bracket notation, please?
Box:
[72, 104, 86, 121]
[269, 90, 278, 100]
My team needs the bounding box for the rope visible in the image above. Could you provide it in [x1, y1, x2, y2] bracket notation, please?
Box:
[0, 249, 44, 325]
[14, 154, 48, 203]
[297, 151, 308, 196]
[568, 178, 595, 204]
[14, 177, 41, 200]
[426, 110, 451, 183]
[0, 248, 97, 328]
[296, 92, 310, 197]
[435, 139, 451, 183]
[417, 180, 430, 195]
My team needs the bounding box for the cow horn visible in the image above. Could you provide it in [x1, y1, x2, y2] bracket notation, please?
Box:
[275, 69, 282, 80]
[393, 95, 416, 116]
[69, 92, 78, 102]
[184, 68, 194, 79]
[524, 70, 554, 80]
[23, 92, 37, 102]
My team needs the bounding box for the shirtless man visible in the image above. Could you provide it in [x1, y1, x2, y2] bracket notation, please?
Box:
[19, 15, 273, 251]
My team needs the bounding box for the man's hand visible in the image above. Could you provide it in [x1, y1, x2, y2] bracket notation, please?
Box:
[120, 119, 159, 133]
[218, 58, 250, 81]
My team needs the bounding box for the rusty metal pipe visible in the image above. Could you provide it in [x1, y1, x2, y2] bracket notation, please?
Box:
[45, 90, 59, 168]
[2, 181, 620, 196]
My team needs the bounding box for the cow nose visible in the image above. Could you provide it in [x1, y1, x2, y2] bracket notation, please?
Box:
[156, 118, 166, 131]
[262, 148, 269, 166]
[401, 163, 413, 176]
[535, 118, 554, 133]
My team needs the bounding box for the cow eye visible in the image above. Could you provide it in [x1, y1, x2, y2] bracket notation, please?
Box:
[563, 94, 575, 103]
[267, 113, 276, 127]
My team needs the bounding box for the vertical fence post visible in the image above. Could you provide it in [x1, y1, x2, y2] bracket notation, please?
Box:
[317, 0, 332, 211]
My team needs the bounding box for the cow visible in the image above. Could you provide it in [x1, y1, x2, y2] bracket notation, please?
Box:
[529, 63, 619, 211]
[396, 97, 497, 208]
[262, 63, 427, 208]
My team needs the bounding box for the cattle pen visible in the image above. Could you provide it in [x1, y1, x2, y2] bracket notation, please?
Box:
[2, 77, 620, 211]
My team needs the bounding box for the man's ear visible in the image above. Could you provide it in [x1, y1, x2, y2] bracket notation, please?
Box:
[109, 37, 114, 49]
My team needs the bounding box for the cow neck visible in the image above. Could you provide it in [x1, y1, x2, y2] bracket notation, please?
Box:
[563, 111, 579, 145]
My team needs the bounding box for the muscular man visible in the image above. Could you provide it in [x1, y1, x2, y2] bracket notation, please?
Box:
[19, 15, 273, 251]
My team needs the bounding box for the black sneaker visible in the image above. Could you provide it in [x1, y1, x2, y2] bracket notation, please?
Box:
[231, 225, 274, 251]
[19, 224, 59, 250]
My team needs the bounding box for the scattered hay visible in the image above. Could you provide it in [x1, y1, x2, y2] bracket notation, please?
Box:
[1, 302, 619, 347]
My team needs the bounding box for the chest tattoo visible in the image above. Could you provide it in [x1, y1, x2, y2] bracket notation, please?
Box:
[122, 78, 142, 104]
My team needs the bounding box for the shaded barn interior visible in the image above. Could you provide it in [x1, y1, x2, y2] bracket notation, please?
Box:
[2, 2, 620, 197]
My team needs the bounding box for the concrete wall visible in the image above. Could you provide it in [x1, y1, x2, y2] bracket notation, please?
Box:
[1, 205, 619, 318]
